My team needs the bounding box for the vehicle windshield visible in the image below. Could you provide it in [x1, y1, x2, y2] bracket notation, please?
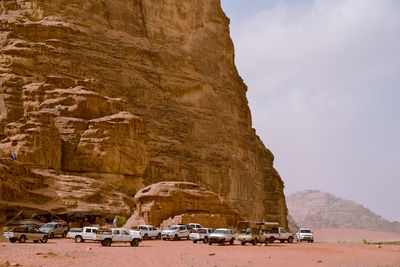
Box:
[213, 229, 227, 234]
[198, 229, 206, 233]
[41, 224, 54, 229]
[301, 230, 311, 233]
[166, 226, 178, 230]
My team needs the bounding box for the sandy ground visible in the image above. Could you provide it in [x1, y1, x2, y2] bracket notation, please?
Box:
[314, 228, 400, 243]
[0, 237, 399, 267]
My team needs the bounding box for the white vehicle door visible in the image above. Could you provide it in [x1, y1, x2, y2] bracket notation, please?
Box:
[120, 230, 131, 242]
[149, 227, 156, 238]
[280, 228, 287, 239]
[144, 226, 151, 237]
[83, 228, 95, 239]
[177, 226, 185, 238]
[112, 229, 122, 241]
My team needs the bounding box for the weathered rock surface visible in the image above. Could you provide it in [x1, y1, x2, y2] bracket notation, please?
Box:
[125, 181, 241, 228]
[0, 0, 288, 226]
[0, 157, 133, 224]
[287, 190, 400, 234]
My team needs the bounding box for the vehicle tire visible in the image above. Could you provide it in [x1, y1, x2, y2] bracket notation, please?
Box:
[34, 240, 39, 243]
[280, 240, 285, 243]
[40, 236, 48, 243]
[311, 240, 314, 243]
[9, 238, 16, 243]
[173, 235, 178, 241]
[269, 237, 275, 243]
[219, 239, 225, 246]
[230, 238, 234, 245]
[130, 239, 139, 247]
[193, 240, 197, 243]
[208, 241, 213, 246]
[101, 240, 107, 246]
[75, 235, 83, 243]
[157, 233, 161, 239]
[252, 239, 258, 246]
[19, 235, 26, 243]
[62, 231, 67, 238]
[288, 237, 294, 243]
[162, 237, 167, 240]
[104, 239, 112, 246]
[203, 237, 208, 244]
[241, 241, 246, 246]
[50, 232, 54, 239]
[143, 233, 149, 240]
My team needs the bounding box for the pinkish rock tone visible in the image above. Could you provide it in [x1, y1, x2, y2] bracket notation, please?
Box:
[0, 0, 288, 228]
[125, 181, 241, 228]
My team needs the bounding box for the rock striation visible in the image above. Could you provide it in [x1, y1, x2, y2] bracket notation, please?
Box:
[0, 0, 288, 227]
[287, 190, 400, 234]
[125, 181, 241, 228]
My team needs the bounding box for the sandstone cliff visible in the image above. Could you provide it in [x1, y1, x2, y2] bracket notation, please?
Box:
[0, 0, 287, 227]
[287, 190, 400, 234]
[126, 181, 241, 229]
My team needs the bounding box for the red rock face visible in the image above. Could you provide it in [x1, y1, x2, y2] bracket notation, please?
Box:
[0, 0, 287, 227]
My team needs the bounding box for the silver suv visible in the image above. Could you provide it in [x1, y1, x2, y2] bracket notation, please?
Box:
[39, 222, 69, 238]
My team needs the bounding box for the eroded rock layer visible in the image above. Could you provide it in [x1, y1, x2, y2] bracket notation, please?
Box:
[0, 0, 287, 227]
[125, 181, 241, 228]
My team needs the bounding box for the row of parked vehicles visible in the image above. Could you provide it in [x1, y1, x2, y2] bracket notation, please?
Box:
[3, 221, 314, 246]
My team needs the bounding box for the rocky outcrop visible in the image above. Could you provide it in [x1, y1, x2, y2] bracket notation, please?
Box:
[287, 190, 400, 234]
[125, 181, 241, 228]
[0, 0, 288, 226]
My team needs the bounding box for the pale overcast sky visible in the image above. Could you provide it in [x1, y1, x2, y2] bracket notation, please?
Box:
[221, 0, 400, 222]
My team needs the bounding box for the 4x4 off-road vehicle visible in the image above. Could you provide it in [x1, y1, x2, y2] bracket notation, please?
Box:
[95, 228, 142, 247]
[237, 227, 268, 245]
[39, 222, 69, 238]
[3, 226, 48, 243]
[208, 228, 235, 246]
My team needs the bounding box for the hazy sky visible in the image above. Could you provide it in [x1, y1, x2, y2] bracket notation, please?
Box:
[221, 0, 400, 222]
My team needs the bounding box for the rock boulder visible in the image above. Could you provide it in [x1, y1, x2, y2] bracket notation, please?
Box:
[125, 181, 241, 228]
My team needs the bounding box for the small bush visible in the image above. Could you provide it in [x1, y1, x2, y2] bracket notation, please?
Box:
[115, 216, 127, 227]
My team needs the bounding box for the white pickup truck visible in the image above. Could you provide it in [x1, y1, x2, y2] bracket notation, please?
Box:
[264, 227, 294, 243]
[189, 228, 213, 243]
[66, 227, 99, 243]
[95, 228, 142, 247]
[208, 228, 235, 246]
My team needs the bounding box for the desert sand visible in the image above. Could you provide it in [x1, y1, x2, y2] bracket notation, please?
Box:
[1, 236, 399, 267]
[314, 228, 400, 243]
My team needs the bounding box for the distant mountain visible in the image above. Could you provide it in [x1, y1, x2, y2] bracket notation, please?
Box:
[287, 190, 400, 234]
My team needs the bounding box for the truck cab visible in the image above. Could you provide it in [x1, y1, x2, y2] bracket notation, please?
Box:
[264, 227, 294, 243]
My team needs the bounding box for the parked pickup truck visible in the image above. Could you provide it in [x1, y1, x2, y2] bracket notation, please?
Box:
[95, 228, 142, 247]
[161, 225, 190, 241]
[264, 227, 294, 243]
[135, 225, 161, 240]
[39, 222, 69, 239]
[189, 228, 213, 243]
[237, 227, 268, 245]
[208, 228, 235, 246]
[3, 226, 48, 243]
[66, 226, 99, 243]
